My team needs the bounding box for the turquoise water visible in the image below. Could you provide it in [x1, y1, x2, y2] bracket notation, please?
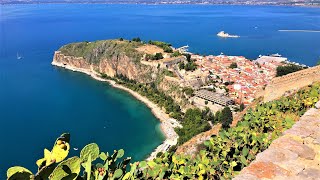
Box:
[1, 4, 320, 176]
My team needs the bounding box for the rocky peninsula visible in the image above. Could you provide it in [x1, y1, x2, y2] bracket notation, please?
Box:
[52, 39, 184, 159]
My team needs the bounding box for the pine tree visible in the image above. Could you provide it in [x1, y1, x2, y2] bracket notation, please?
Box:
[221, 107, 233, 129]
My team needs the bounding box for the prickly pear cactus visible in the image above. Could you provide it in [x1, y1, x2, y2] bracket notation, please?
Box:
[80, 143, 99, 162]
[51, 133, 71, 163]
[36, 133, 71, 168]
[49, 157, 81, 180]
[7, 166, 33, 180]
[84, 155, 92, 180]
[117, 149, 124, 159]
[113, 169, 123, 179]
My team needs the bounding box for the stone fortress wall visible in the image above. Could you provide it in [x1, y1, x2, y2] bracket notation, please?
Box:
[234, 102, 320, 180]
[263, 65, 320, 102]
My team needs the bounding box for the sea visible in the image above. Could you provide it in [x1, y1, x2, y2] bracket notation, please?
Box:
[0, 4, 320, 177]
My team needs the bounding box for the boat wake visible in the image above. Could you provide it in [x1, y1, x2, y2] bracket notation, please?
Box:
[278, 29, 320, 33]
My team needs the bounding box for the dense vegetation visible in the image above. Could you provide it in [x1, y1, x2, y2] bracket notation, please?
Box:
[131, 37, 141, 42]
[171, 51, 182, 57]
[175, 108, 212, 144]
[178, 54, 197, 71]
[145, 53, 164, 60]
[59, 39, 175, 64]
[148, 40, 173, 53]
[59, 40, 144, 64]
[229, 62, 238, 69]
[116, 74, 182, 119]
[8, 83, 320, 180]
[276, 64, 306, 77]
[115, 74, 215, 144]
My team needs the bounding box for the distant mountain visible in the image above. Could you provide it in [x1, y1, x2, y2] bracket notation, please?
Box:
[2, 0, 320, 6]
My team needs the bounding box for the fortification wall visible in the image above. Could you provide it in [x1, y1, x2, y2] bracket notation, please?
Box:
[234, 102, 320, 180]
[263, 65, 320, 102]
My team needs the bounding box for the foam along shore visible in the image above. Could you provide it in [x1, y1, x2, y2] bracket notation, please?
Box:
[51, 61, 181, 159]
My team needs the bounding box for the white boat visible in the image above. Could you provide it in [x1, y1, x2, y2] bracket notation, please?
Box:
[217, 31, 240, 38]
[73, 148, 78, 151]
[270, 53, 282, 57]
[17, 53, 23, 60]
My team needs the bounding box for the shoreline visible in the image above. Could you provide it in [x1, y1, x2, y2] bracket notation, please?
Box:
[51, 61, 180, 160]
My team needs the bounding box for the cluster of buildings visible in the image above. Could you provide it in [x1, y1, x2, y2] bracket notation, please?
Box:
[192, 54, 284, 105]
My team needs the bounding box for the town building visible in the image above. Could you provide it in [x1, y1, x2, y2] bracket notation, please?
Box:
[194, 89, 235, 106]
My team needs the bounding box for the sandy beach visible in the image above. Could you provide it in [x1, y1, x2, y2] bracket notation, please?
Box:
[52, 61, 181, 159]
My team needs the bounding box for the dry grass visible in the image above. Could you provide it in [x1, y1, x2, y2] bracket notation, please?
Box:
[136, 44, 164, 54]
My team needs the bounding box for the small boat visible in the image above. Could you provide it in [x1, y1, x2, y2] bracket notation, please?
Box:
[270, 53, 282, 57]
[17, 52, 23, 60]
[73, 148, 78, 151]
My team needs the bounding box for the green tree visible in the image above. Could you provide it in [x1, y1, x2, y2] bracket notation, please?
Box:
[132, 37, 141, 42]
[240, 103, 245, 111]
[220, 107, 233, 129]
[229, 62, 238, 69]
[172, 51, 181, 57]
[183, 87, 194, 96]
[185, 54, 191, 62]
[317, 59, 320, 66]
[185, 61, 197, 71]
[176, 108, 211, 144]
[179, 62, 185, 70]
[276, 64, 305, 77]
[154, 53, 163, 60]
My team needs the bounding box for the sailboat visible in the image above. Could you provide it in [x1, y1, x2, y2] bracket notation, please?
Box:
[17, 52, 23, 60]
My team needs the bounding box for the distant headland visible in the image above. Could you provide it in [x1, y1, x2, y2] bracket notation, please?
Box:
[2, 0, 320, 7]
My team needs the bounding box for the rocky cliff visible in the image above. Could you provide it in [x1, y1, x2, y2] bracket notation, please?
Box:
[52, 40, 154, 83]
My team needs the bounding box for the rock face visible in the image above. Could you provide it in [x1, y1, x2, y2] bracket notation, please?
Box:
[52, 40, 154, 83]
[157, 76, 191, 109]
[263, 65, 320, 102]
[53, 51, 152, 83]
[234, 103, 320, 180]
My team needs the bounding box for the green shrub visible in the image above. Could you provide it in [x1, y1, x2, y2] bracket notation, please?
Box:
[276, 64, 306, 77]
[220, 106, 233, 129]
[148, 40, 173, 53]
[229, 62, 238, 69]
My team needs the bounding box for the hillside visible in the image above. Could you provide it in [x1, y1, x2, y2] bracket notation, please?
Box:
[59, 40, 143, 65]
[54, 39, 154, 83]
[7, 79, 320, 179]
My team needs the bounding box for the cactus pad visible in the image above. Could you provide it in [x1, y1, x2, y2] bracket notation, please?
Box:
[7, 166, 33, 180]
[80, 143, 99, 162]
[49, 157, 81, 180]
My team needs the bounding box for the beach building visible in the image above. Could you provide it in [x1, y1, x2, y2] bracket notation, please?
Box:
[162, 56, 186, 68]
[194, 89, 235, 106]
[254, 55, 287, 64]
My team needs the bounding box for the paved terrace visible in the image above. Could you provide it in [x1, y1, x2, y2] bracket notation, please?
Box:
[234, 101, 320, 180]
[194, 89, 235, 106]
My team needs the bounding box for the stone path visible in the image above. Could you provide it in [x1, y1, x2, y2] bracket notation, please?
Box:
[234, 101, 320, 180]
